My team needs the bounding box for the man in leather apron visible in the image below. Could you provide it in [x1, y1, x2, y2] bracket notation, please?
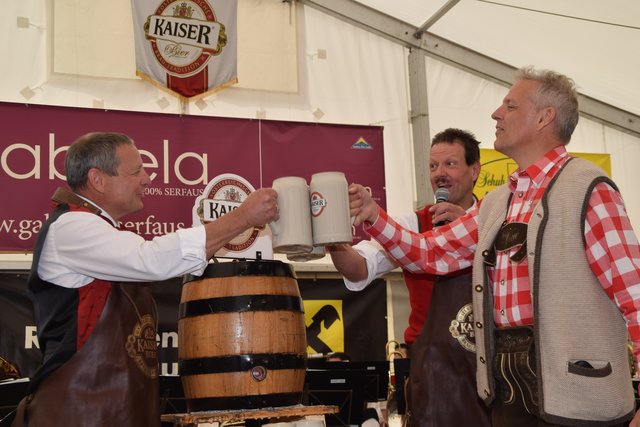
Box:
[328, 128, 491, 426]
[10, 132, 279, 427]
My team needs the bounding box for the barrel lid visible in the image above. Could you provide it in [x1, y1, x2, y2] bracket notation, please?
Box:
[183, 259, 296, 283]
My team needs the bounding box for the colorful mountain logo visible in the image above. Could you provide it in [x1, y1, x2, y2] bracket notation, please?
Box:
[351, 137, 372, 150]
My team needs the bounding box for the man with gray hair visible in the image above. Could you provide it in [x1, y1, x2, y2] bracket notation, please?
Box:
[10, 132, 279, 427]
[347, 67, 640, 426]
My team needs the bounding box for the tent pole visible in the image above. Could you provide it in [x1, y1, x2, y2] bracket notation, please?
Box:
[407, 48, 432, 209]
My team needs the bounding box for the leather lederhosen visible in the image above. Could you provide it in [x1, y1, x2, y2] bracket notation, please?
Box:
[408, 271, 492, 427]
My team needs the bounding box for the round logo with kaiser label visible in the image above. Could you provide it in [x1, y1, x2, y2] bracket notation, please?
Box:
[194, 174, 259, 252]
[310, 192, 327, 217]
[448, 303, 476, 353]
[144, 0, 227, 78]
[126, 314, 158, 378]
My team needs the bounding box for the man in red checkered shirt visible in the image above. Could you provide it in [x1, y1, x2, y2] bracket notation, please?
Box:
[348, 67, 640, 427]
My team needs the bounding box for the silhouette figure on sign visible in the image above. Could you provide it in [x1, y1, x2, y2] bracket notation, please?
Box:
[306, 305, 340, 353]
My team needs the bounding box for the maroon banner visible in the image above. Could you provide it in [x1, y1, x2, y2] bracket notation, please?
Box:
[0, 102, 385, 251]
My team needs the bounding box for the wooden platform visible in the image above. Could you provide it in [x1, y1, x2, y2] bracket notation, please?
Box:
[161, 404, 338, 426]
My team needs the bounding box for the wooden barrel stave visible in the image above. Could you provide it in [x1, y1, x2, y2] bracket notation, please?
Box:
[179, 312, 307, 357]
[182, 369, 307, 397]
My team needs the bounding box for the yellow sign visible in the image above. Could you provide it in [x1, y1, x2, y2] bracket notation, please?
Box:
[474, 149, 611, 199]
[303, 300, 344, 354]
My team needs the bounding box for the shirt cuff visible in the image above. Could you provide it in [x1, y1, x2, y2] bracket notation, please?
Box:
[344, 277, 368, 291]
[363, 207, 389, 237]
[177, 225, 207, 260]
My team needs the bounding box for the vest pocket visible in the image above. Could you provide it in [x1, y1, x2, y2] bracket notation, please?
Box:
[567, 359, 612, 377]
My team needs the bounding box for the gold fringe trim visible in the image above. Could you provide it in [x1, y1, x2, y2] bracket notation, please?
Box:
[136, 70, 238, 103]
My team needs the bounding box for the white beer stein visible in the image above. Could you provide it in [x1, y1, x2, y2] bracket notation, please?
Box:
[309, 171, 353, 246]
[269, 176, 314, 254]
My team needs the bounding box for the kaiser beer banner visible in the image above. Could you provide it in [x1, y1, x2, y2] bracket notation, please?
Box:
[474, 148, 612, 199]
[0, 101, 385, 252]
[131, 0, 238, 99]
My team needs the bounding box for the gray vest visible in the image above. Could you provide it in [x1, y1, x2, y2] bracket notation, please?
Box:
[472, 157, 634, 425]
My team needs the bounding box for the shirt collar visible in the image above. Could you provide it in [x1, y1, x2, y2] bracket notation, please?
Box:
[468, 195, 479, 212]
[508, 146, 570, 193]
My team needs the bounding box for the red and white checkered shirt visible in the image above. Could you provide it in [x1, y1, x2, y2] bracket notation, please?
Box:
[366, 146, 640, 368]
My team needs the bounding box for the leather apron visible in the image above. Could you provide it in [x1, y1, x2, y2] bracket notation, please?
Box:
[408, 272, 491, 427]
[12, 283, 160, 427]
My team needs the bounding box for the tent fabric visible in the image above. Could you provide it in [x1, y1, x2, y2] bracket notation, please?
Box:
[2, 1, 640, 342]
[359, 0, 640, 117]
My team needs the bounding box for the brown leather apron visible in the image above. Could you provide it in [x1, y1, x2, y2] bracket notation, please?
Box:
[12, 283, 160, 427]
[408, 272, 491, 426]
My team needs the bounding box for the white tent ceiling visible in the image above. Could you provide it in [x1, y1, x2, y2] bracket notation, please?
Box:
[301, 0, 640, 135]
[365, 0, 640, 118]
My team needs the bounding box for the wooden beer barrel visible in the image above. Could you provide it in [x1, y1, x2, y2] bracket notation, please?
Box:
[178, 260, 307, 412]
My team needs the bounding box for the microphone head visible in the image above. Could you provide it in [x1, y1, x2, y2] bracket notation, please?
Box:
[434, 187, 449, 203]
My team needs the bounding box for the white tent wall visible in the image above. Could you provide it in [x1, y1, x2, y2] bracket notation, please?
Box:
[2, 1, 640, 344]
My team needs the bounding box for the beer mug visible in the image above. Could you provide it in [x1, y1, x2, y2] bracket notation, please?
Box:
[309, 171, 353, 246]
[269, 177, 314, 254]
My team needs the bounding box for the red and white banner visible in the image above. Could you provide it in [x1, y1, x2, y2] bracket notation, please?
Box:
[0, 102, 385, 252]
[131, 0, 238, 99]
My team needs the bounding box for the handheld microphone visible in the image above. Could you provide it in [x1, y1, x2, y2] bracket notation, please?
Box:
[435, 187, 449, 204]
[433, 187, 449, 227]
